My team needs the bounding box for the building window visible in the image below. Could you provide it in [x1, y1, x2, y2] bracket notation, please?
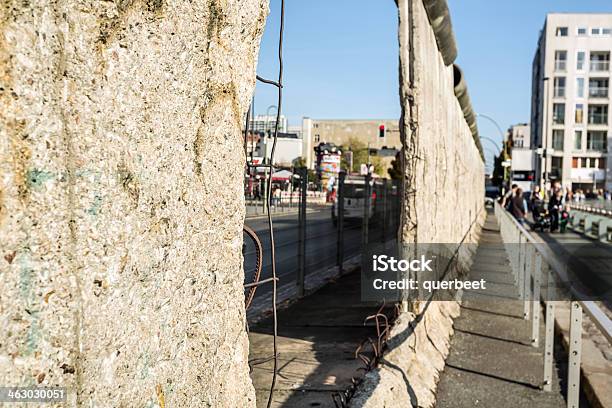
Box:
[577, 27, 587, 36]
[551, 157, 563, 179]
[587, 131, 607, 151]
[604, 28, 612, 36]
[314, 134, 320, 143]
[553, 103, 565, 124]
[574, 130, 583, 150]
[576, 78, 585, 98]
[552, 130, 564, 150]
[588, 78, 609, 98]
[592, 28, 601, 35]
[575, 104, 584, 123]
[554, 50, 567, 71]
[553, 77, 566, 97]
[575, 157, 606, 169]
[577, 51, 585, 70]
[588, 105, 608, 125]
[590, 51, 610, 72]
[556, 27, 568, 36]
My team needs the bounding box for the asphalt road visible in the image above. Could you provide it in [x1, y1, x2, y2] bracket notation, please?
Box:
[532, 228, 612, 304]
[243, 208, 366, 302]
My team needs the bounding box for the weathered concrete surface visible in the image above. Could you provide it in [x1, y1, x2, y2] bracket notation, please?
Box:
[349, 1, 486, 406]
[0, 1, 267, 406]
[400, 0, 484, 246]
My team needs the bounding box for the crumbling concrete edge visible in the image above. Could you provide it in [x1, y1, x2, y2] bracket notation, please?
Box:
[348, 209, 486, 408]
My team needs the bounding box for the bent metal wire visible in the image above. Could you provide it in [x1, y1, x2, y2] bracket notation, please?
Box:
[242, 1, 286, 407]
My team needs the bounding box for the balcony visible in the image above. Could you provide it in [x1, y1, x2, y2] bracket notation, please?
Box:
[589, 87, 609, 98]
[553, 88, 566, 98]
[590, 60, 610, 72]
[588, 113, 608, 125]
[586, 143, 607, 152]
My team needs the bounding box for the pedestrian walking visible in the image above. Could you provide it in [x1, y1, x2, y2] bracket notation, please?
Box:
[548, 190, 564, 232]
[510, 188, 528, 225]
[502, 184, 518, 210]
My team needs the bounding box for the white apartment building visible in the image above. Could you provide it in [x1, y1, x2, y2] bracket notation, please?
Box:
[530, 13, 612, 192]
[249, 114, 288, 134]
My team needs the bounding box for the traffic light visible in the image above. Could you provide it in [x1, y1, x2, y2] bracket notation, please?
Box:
[379, 124, 385, 138]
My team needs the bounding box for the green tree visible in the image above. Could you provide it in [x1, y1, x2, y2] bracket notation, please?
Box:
[341, 137, 384, 175]
[387, 152, 402, 180]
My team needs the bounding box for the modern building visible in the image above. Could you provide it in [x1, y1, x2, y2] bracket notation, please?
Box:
[530, 13, 612, 192]
[301, 118, 401, 170]
[508, 124, 535, 191]
[249, 114, 288, 135]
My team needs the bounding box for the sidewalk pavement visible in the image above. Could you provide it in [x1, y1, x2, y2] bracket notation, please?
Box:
[435, 213, 570, 407]
[248, 271, 391, 407]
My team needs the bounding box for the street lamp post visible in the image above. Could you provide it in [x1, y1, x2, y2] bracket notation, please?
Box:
[476, 113, 509, 187]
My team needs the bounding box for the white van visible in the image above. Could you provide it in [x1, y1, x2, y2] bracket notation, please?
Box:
[332, 176, 376, 225]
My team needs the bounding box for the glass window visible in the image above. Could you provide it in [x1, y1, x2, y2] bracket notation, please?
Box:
[552, 130, 564, 150]
[575, 104, 584, 123]
[574, 130, 582, 150]
[576, 78, 585, 97]
[592, 28, 601, 35]
[553, 77, 566, 97]
[588, 78, 609, 97]
[577, 27, 587, 36]
[556, 27, 568, 36]
[604, 28, 612, 35]
[587, 131, 607, 151]
[554, 50, 567, 71]
[577, 51, 585, 70]
[590, 52, 610, 71]
[553, 103, 565, 124]
[588, 105, 608, 125]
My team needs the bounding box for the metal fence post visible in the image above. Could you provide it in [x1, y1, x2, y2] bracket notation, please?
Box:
[523, 242, 531, 320]
[362, 173, 371, 249]
[531, 251, 541, 347]
[381, 179, 387, 243]
[543, 299, 555, 391]
[567, 301, 583, 408]
[337, 171, 345, 274]
[297, 167, 307, 297]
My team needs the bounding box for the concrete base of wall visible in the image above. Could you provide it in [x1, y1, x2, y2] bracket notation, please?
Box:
[349, 210, 485, 408]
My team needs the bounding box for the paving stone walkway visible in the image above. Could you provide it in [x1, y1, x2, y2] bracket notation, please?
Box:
[435, 213, 570, 408]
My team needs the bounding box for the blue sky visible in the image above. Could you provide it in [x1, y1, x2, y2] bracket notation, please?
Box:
[254, 0, 612, 165]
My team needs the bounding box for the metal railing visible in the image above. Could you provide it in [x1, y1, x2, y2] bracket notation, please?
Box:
[587, 112, 608, 125]
[494, 201, 612, 408]
[590, 60, 610, 72]
[588, 87, 609, 98]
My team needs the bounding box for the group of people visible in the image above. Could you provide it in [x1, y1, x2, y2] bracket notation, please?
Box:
[500, 182, 609, 232]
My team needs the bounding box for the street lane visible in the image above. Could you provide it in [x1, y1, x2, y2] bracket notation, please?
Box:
[532, 229, 612, 305]
[243, 208, 364, 302]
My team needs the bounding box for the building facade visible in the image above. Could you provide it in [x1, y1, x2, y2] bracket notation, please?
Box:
[530, 13, 612, 192]
[508, 124, 535, 191]
[249, 114, 288, 135]
[301, 118, 401, 169]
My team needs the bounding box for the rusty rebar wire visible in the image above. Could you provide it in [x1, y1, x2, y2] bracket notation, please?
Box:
[265, 1, 285, 406]
[243, 224, 263, 309]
